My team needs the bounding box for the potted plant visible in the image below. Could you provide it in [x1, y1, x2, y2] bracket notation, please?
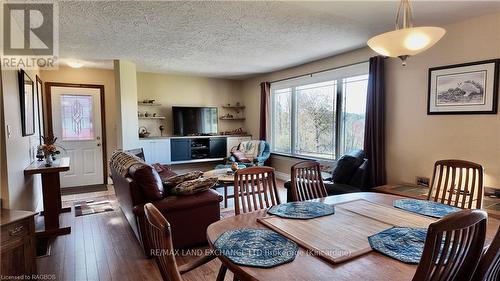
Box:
[40, 135, 61, 167]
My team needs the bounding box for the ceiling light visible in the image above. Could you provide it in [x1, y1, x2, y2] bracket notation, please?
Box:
[367, 0, 445, 66]
[67, 60, 83, 68]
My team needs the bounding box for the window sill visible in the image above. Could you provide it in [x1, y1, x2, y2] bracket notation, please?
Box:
[270, 152, 336, 163]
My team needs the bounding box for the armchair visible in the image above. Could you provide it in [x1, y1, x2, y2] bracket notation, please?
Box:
[227, 140, 270, 167]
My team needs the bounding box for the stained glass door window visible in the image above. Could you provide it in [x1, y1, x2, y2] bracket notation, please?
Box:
[60, 95, 94, 140]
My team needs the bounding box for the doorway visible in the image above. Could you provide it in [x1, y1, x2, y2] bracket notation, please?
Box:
[46, 83, 107, 188]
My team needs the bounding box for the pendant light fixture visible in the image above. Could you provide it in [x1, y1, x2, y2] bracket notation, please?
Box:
[367, 0, 446, 66]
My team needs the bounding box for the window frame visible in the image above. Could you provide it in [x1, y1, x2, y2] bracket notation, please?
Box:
[270, 70, 368, 161]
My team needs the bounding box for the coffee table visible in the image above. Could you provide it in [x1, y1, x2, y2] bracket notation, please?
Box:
[204, 168, 236, 208]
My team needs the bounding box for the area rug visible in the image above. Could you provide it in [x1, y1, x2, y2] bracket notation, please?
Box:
[74, 200, 114, 217]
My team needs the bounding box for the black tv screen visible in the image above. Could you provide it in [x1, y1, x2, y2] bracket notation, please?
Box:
[172, 106, 218, 136]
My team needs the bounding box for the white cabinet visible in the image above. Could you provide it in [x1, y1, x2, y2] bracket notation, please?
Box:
[226, 136, 252, 157]
[139, 139, 171, 164]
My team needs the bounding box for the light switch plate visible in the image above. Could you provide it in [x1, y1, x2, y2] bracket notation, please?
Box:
[6, 124, 11, 138]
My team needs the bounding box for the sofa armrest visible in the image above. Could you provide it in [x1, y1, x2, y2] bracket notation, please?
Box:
[133, 189, 223, 216]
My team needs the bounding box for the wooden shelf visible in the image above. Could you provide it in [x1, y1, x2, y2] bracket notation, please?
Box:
[222, 106, 245, 109]
[139, 116, 166, 119]
[138, 102, 162, 106]
[219, 117, 246, 121]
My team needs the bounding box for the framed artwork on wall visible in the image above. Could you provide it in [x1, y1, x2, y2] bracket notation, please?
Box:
[427, 59, 499, 115]
[18, 69, 35, 136]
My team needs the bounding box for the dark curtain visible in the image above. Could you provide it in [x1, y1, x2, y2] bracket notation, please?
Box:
[259, 82, 271, 140]
[364, 56, 386, 187]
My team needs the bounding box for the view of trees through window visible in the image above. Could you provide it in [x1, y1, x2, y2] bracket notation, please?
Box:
[271, 74, 368, 160]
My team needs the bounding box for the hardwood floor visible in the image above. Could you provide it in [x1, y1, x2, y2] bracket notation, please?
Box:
[36, 181, 288, 281]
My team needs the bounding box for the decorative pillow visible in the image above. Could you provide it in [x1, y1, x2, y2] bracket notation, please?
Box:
[239, 140, 263, 160]
[170, 177, 218, 195]
[331, 155, 364, 184]
[152, 163, 177, 180]
[232, 150, 251, 163]
[163, 171, 203, 189]
[128, 164, 164, 200]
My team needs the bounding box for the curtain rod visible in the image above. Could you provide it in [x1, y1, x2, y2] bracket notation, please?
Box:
[269, 60, 370, 84]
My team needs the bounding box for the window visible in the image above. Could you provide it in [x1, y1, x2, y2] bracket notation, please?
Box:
[60, 95, 94, 140]
[270, 63, 368, 160]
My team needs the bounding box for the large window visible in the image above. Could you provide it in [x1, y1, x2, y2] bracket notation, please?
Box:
[271, 64, 368, 160]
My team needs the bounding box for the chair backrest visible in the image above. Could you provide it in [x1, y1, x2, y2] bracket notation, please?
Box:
[412, 209, 487, 281]
[428, 159, 484, 209]
[144, 203, 183, 281]
[473, 226, 500, 281]
[291, 160, 327, 201]
[233, 166, 280, 215]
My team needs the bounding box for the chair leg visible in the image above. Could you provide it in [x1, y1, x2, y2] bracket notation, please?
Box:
[217, 264, 228, 281]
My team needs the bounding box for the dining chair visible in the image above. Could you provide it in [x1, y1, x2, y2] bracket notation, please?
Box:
[428, 159, 484, 209]
[472, 226, 500, 281]
[144, 203, 216, 281]
[233, 166, 281, 215]
[290, 160, 327, 201]
[412, 209, 487, 281]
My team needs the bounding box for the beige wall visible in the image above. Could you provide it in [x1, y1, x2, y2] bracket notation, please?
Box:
[385, 12, 500, 188]
[136, 72, 244, 136]
[40, 66, 118, 162]
[242, 12, 500, 188]
[1, 68, 43, 211]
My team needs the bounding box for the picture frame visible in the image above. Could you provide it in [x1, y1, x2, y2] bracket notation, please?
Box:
[36, 75, 45, 143]
[18, 69, 35, 136]
[427, 59, 499, 115]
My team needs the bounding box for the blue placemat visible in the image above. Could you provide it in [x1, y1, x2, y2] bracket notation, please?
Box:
[393, 199, 461, 218]
[267, 201, 335, 219]
[368, 227, 427, 264]
[213, 228, 298, 268]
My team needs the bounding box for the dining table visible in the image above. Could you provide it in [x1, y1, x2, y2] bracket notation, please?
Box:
[206, 192, 500, 281]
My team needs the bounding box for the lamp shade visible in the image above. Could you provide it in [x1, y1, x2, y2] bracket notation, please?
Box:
[367, 26, 446, 57]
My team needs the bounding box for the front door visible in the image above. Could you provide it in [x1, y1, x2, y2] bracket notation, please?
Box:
[49, 85, 104, 188]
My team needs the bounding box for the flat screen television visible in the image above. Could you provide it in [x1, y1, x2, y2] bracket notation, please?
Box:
[172, 106, 218, 136]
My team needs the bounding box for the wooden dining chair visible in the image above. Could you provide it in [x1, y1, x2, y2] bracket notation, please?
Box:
[472, 226, 500, 281]
[233, 166, 281, 215]
[144, 203, 216, 281]
[428, 159, 484, 209]
[290, 160, 327, 201]
[412, 209, 487, 281]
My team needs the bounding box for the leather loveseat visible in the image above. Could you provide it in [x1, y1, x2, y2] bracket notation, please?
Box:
[110, 151, 222, 255]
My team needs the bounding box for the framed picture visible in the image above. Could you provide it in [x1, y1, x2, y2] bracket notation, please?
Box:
[18, 69, 35, 136]
[427, 59, 499, 114]
[36, 75, 45, 143]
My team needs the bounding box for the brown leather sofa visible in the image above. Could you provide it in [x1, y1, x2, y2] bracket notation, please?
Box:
[110, 153, 222, 255]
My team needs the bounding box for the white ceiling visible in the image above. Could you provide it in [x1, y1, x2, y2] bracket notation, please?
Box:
[57, 1, 500, 78]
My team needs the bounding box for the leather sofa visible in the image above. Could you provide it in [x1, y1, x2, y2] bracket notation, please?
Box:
[284, 150, 369, 202]
[110, 152, 222, 255]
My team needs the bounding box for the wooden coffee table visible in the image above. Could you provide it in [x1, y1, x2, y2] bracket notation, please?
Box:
[204, 168, 236, 208]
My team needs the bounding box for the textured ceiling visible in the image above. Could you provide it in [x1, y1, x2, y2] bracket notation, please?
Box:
[56, 1, 500, 78]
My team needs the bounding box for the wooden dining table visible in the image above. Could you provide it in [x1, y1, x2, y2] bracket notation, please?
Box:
[206, 192, 500, 281]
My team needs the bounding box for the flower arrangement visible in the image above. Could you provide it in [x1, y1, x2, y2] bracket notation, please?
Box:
[40, 135, 61, 166]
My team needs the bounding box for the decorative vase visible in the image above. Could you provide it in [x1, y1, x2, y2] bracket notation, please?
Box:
[44, 155, 53, 167]
[231, 162, 238, 172]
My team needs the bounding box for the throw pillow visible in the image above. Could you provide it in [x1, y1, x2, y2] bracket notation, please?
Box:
[163, 171, 203, 189]
[170, 177, 218, 195]
[331, 155, 364, 184]
[232, 150, 251, 163]
[128, 164, 164, 200]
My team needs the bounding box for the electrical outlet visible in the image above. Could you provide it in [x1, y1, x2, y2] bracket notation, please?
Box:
[416, 176, 430, 187]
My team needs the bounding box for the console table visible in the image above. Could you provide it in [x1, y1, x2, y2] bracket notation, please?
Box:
[24, 157, 71, 237]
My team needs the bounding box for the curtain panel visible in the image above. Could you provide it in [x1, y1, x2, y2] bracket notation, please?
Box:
[259, 82, 271, 141]
[364, 56, 387, 187]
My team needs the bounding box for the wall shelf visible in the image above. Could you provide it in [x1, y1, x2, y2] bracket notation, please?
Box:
[219, 117, 246, 121]
[139, 116, 166, 119]
[222, 106, 245, 109]
[138, 102, 162, 106]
